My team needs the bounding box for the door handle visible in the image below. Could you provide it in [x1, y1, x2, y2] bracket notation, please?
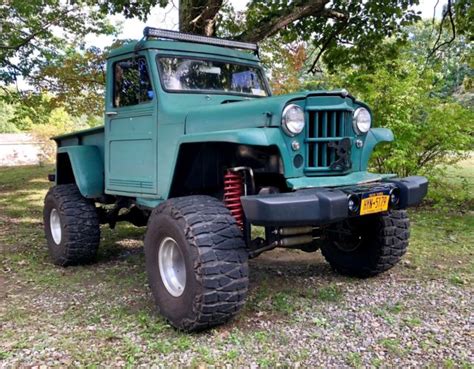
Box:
[105, 111, 118, 116]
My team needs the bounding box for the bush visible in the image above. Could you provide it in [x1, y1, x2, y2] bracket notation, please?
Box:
[0, 100, 19, 133]
[324, 56, 474, 178]
[427, 175, 472, 210]
[424, 156, 474, 211]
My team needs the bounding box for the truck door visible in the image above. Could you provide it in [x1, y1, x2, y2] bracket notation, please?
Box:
[104, 55, 158, 195]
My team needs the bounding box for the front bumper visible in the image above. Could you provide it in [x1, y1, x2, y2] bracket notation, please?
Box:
[241, 176, 428, 226]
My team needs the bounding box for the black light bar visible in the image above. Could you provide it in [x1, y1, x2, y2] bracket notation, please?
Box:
[143, 27, 258, 52]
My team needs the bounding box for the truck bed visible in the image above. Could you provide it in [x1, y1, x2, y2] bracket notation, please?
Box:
[53, 126, 105, 159]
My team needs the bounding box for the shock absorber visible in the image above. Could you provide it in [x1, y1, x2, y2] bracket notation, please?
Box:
[223, 169, 244, 228]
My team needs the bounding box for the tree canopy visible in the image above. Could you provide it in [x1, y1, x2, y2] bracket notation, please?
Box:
[0, 1, 472, 205]
[1, 0, 469, 109]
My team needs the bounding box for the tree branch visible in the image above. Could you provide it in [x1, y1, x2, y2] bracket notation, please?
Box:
[0, 26, 50, 51]
[236, 0, 334, 43]
[0, 8, 72, 51]
[308, 18, 349, 74]
[427, 0, 456, 60]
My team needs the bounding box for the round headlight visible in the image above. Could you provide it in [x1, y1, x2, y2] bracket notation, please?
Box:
[282, 104, 305, 136]
[353, 107, 371, 134]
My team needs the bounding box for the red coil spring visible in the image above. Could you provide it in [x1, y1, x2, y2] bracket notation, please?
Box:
[223, 170, 244, 228]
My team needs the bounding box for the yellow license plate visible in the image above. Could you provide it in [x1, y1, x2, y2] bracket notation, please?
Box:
[360, 194, 390, 215]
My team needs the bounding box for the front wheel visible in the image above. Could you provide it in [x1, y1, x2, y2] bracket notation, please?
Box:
[144, 196, 249, 332]
[320, 210, 410, 277]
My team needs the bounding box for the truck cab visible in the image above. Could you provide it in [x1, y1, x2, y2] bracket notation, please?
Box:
[44, 28, 428, 332]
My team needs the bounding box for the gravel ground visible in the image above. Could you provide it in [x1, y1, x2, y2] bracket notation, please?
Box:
[1, 249, 473, 367]
[1, 165, 473, 367]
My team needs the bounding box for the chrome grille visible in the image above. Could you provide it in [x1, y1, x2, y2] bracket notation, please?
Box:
[305, 110, 352, 172]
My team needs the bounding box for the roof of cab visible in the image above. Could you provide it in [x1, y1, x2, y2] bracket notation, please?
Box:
[107, 39, 261, 63]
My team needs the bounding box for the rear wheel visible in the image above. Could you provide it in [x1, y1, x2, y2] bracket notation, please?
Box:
[320, 210, 410, 277]
[145, 195, 249, 332]
[43, 184, 100, 266]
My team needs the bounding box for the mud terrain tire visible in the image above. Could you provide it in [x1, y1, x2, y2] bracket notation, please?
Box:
[321, 210, 410, 277]
[43, 184, 100, 266]
[145, 195, 249, 332]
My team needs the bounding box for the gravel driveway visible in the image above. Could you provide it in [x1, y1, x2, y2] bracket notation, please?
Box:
[1, 248, 472, 367]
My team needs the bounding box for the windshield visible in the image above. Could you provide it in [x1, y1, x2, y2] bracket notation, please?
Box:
[157, 57, 269, 97]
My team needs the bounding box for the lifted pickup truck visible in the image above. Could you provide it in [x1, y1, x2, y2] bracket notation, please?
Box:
[43, 28, 428, 332]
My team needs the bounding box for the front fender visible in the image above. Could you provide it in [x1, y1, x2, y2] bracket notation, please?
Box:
[56, 145, 104, 198]
[178, 128, 273, 146]
[360, 128, 394, 170]
[177, 127, 300, 178]
[160, 127, 301, 199]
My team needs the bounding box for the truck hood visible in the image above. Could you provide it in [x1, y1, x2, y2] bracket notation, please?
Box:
[184, 90, 355, 134]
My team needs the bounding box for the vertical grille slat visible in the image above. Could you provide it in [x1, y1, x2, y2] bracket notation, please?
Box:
[340, 112, 345, 136]
[314, 113, 319, 166]
[305, 109, 352, 173]
[330, 112, 336, 163]
[321, 112, 327, 166]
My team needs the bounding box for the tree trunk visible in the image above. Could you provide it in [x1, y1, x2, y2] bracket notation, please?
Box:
[179, 0, 223, 36]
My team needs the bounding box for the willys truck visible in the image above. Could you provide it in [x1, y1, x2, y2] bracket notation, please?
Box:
[43, 28, 428, 331]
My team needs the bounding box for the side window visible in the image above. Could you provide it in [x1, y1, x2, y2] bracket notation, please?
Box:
[113, 57, 154, 108]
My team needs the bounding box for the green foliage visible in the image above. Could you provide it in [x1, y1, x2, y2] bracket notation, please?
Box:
[452, 0, 474, 41]
[0, 1, 162, 120]
[221, 0, 420, 72]
[406, 21, 473, 101]
[33, 47, 106, 117]
[427, 156, 474, 210]
[0, 99, 18, 133]
[31, 106, 91, 163]
[0, 0, 115, 85]
[340, 63, 471, 178]
[0, 88, 101, 133]
[5, 93, 56, 130]
[332, 62, 472, 177]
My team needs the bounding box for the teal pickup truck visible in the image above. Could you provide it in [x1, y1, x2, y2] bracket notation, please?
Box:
[43, 28, 428, 331]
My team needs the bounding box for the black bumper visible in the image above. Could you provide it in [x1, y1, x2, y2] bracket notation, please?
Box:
[240, 176, 428, 226]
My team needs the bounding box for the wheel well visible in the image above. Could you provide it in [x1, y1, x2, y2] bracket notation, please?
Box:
[56, 153, 75, 185]
[169, 143, 287, 198]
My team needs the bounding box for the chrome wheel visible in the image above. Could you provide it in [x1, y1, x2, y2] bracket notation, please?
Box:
[158, 237, 186, 297]
[50, 208, 62, 245]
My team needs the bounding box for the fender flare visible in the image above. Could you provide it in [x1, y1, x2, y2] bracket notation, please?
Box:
[176, 128, 294, 175]
[159, 128, 297, 199]
[178, 128, 274, 146]
[360, 128, 394, 170]
[56, 145, 104, 198]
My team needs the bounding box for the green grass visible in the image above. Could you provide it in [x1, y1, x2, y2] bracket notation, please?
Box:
[316, 284, 343, 302]
[407, 209, 473, 279]
[0, 164, 473, 366]
[444, 155, 474, 185]
[346, 352, 363, 368]
[378, 338, 404, 356]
